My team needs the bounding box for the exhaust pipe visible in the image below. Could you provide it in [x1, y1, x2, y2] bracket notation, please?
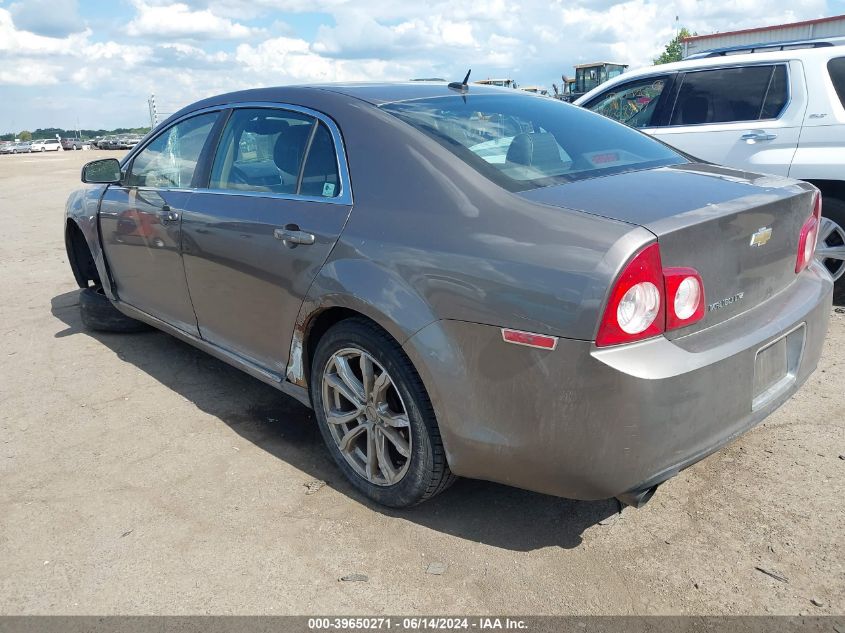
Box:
[616, 484, 659, 509]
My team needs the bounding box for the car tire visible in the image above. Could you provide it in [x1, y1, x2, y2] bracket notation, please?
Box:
[79, 287, 150, 333]
[819, 197, 845, 287]
[310, 317, 456, 508]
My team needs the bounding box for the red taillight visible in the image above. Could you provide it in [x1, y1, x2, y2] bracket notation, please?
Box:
[596, 243, 665, 347]
[664, 267, 705, 331]
[795, 192, 822, 274]
[596, 243, 705, 347]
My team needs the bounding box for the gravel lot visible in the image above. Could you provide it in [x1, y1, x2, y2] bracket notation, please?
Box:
[0, 150, 843, 615]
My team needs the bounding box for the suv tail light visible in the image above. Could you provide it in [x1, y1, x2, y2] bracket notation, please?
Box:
[795, 191, 821, 274]
[596, 243, 705, 347]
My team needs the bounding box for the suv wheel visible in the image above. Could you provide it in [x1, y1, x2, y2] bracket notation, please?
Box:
[818, 198, 845, 286]
[310, 318, 455, 507]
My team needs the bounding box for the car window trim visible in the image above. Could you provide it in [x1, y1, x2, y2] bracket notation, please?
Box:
[664, 62, 792, 128]
[294, 119, 320, 194]
[193, 108, 232, 189]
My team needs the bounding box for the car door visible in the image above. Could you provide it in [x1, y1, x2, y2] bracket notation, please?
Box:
[98, 111, 220, 335]
[581, 73, 676, 130]
[180, 105, 353, 374]
[648, 62, 806, 176]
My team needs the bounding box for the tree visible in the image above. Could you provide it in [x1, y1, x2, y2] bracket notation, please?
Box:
[654, 28, 695, 65]
[18, 130, 32, 141]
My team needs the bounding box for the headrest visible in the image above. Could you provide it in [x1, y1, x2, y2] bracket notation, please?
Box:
[243, 116, 290, 135]
[273, 124, 314, 174]
[506, 132, 564, 168]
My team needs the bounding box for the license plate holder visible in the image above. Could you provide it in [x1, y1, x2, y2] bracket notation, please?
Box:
[752, 323, 805, 410]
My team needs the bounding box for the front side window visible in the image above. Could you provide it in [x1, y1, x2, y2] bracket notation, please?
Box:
[585, 76, 668, 128]
[209, 108, 340, 197]
[382, 94, 684, 192]
[828, 57, 845, 109]
[669, 65, 788, 126]
[127, 112, 218, 188]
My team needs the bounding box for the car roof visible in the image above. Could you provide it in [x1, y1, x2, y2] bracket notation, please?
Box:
[181, 81, 525, 112]
[316, 81, 524, 104]
[575, 44, 845, 103]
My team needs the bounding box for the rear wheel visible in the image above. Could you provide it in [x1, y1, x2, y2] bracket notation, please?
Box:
[310, 318, 455, 507]
[79, 287, 149, 333]
[817, 197, 845, 287]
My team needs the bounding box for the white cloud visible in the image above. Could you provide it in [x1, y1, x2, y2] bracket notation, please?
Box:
[0, 60, 62, 86]
[0, 0, 838, 130]
[8, 0, 84, 38]
[126, 1, 258, 40]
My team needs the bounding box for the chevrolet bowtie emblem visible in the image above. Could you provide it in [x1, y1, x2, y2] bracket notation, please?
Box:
[750, 226, 773, 247]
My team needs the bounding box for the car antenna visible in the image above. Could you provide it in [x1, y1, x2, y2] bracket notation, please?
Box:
[448, 69, 471, 93]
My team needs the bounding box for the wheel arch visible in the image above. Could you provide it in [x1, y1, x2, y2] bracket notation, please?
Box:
[65, 219, 99, 288]
[287, 255, 441, 390]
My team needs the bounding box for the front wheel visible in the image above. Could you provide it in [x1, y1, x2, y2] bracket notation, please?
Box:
[310, 318, 455, 507]
[79, 287, 150, 333]
[817, 197, 845, 287]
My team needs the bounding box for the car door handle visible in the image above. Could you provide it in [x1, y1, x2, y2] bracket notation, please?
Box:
[274, 225, 315, 246]
[741, 130, 777, 143]
[160, 206, 180, 224]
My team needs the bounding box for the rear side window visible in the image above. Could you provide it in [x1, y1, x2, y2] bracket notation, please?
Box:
[210, 109, 341, 198]
[829, 57, 845, 108]
[669, 65, 788, 125]
[382, 94, 684, 192]
[585, 76, 669, 128]
[210, 108, 315, 194]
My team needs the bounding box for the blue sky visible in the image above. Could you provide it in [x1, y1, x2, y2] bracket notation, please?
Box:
[1, 0, 844, 131]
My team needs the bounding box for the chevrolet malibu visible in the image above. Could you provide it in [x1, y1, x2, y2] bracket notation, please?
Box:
[64, 83, 832, 509]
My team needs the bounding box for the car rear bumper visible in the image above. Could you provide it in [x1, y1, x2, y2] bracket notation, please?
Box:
[403, 263, 832, 501]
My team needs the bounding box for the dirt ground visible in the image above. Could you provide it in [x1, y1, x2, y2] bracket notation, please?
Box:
[0, 150, 842, 616]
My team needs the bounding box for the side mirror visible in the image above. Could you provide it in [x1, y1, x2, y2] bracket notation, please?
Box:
[82, 158, 121, 184]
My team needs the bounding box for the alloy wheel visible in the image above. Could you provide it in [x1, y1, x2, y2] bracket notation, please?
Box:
[321, 348, 412, 486]
[816, 216, 845, 281]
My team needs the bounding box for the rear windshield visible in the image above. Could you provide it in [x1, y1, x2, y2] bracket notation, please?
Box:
[381, 94, 685, 191]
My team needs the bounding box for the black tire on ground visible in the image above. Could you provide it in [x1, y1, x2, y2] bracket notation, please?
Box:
[310, 317, 456, 508]
[820, 197, 845, 289]
[79, 287, 149, 333]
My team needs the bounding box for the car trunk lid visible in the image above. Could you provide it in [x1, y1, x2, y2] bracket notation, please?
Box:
[517, 163, 817, 336]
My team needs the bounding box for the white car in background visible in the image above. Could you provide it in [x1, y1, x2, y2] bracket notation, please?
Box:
[30, 138, 62, 152]
[576, 44, 845, 287]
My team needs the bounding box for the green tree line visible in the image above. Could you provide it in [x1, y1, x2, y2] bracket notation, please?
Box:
[1, 127, 151, 142]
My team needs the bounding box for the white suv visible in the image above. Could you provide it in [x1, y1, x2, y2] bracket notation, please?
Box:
[30, 138, 62, 152]
[576, 45, 845, 287]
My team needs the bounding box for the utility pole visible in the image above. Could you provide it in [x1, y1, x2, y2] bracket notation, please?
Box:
[147, 94, 158, 128]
